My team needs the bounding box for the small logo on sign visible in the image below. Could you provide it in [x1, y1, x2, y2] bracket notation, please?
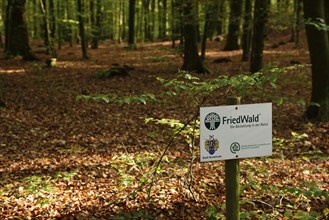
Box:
[230, 142, 240, 154]
[205, 112, 220, 130]
[205, 135, 219, 155]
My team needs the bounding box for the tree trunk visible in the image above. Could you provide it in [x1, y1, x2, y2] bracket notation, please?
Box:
[32, 0, 41, 39]
[290, 0, 302, 46]
[90, 0, 101, 49]
[49, 0, 55, 39]
[77, 0, 89, 59]
[41, 0, 49, 52]
[158, 0, 167, 40]
[118, 1, 124, 43]
[40, 0, 57, 58]
[151, 0, 155, 41]
[250, 0, 269, 73]
[224, 0, 243, 51]
[171, 0, 175, 48]
[181, 0, 209, 74]
[294, 0, 302, 47]
[304, 0, 329, 120]
[0, 1, 4, 48]
[4, 0, 9, 52]
[207, 0, 220, 41]
[128, 0, 136, 49]
[324, 0, 329, 40]
[121, 1, 125, 39]
[0, 32, 2, 49]
[241, 0, 252, 61]
[143, 0, 150, 41]
[57, 0, 64, 49]
[201, 2, 215, 60]
[5, 0, 38, 61]
[216, 1, 224, 35]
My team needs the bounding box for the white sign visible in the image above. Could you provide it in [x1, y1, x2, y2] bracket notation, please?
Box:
[200, 103, 272, 162]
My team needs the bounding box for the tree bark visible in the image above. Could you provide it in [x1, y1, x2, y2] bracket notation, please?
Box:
[90, 0, 101, 49]
[207, 0, 220, 41]
[224, 0, 243, 51]
[49, 0, 55, 39]
[0, 32, 2, 49]
[324, 0, 329, 40]
[181, 0, 209, 74]
[77, 0, 89, 59]
[5, 0, 38, 61]
[250, 0, 269, 73]
[158, 0, 167, 40]
[201, 2, 216, 60]
[40, 0, 57, 58]
[304, 0, 329, 120]
[241, 0, 252, 61]
[41, 0, 49, 51]
[128, 0, 136, 49]
[216, 1, 224, 35]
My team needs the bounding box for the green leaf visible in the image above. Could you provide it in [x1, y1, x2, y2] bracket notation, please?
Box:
[277, 97, 284, 105]
[122, 179, 132, 187]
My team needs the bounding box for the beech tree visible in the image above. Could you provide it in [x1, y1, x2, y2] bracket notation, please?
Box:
[90, 0, 102, 49]
[181, 0, 209, 73]
[5, 0, 37, 60]
[241, 0, 252, 61]
[303, 0, 329, 120]
[223, 0, 243, 51]
[250, 0, 269, 73]
[77, 0, 89, 59]
[128, 0, 136, 49]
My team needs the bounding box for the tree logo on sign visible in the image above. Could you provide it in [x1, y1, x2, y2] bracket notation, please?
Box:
[205, 112, 220, 130]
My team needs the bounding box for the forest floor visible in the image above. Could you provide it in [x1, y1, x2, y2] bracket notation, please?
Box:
[0, 33, 328, 219]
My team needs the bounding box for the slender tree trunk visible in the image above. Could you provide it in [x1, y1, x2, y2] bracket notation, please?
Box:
[40, 0, 57, 58]
[90, 0, 101, 49]
[128, 0, 136, 49]
[143, 0, 149, 41]
[4, 0, 9, 52]
[41, 0, 49, 52]
[162, 0, 167, 40]
[216, 0, 224, 35]
[158, 0, 162, 39]
[241, 0, 252, 61]
[207, 0, 220, 41]
[181, 0, 209, 74]
[49, 0, 55, 39]
[0, 32, 2, 48]
[171, 0, 176, 48]
[118, 1, 123, 42]
[201, 3, 214, 60]
[122, 1, 125, 39]
[0, 0, 5, 48]
[294, 0, 302, 47]
[224, 0, 243, 51]
[77, 0, 89, 59]
[57, 0, 64, 49]
[304, 0, 329, 120]
[250, 0, 268, 73]
[32, 0, 40, 39]
[324, 0, 329, 40]
[151, 0, 155, 41]
[90, 0, 96, 47]
[5, 0, 38, 61]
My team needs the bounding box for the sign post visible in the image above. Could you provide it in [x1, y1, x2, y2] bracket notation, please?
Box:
[200, 98, 272, 220]
[225, 97, 241, 220]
